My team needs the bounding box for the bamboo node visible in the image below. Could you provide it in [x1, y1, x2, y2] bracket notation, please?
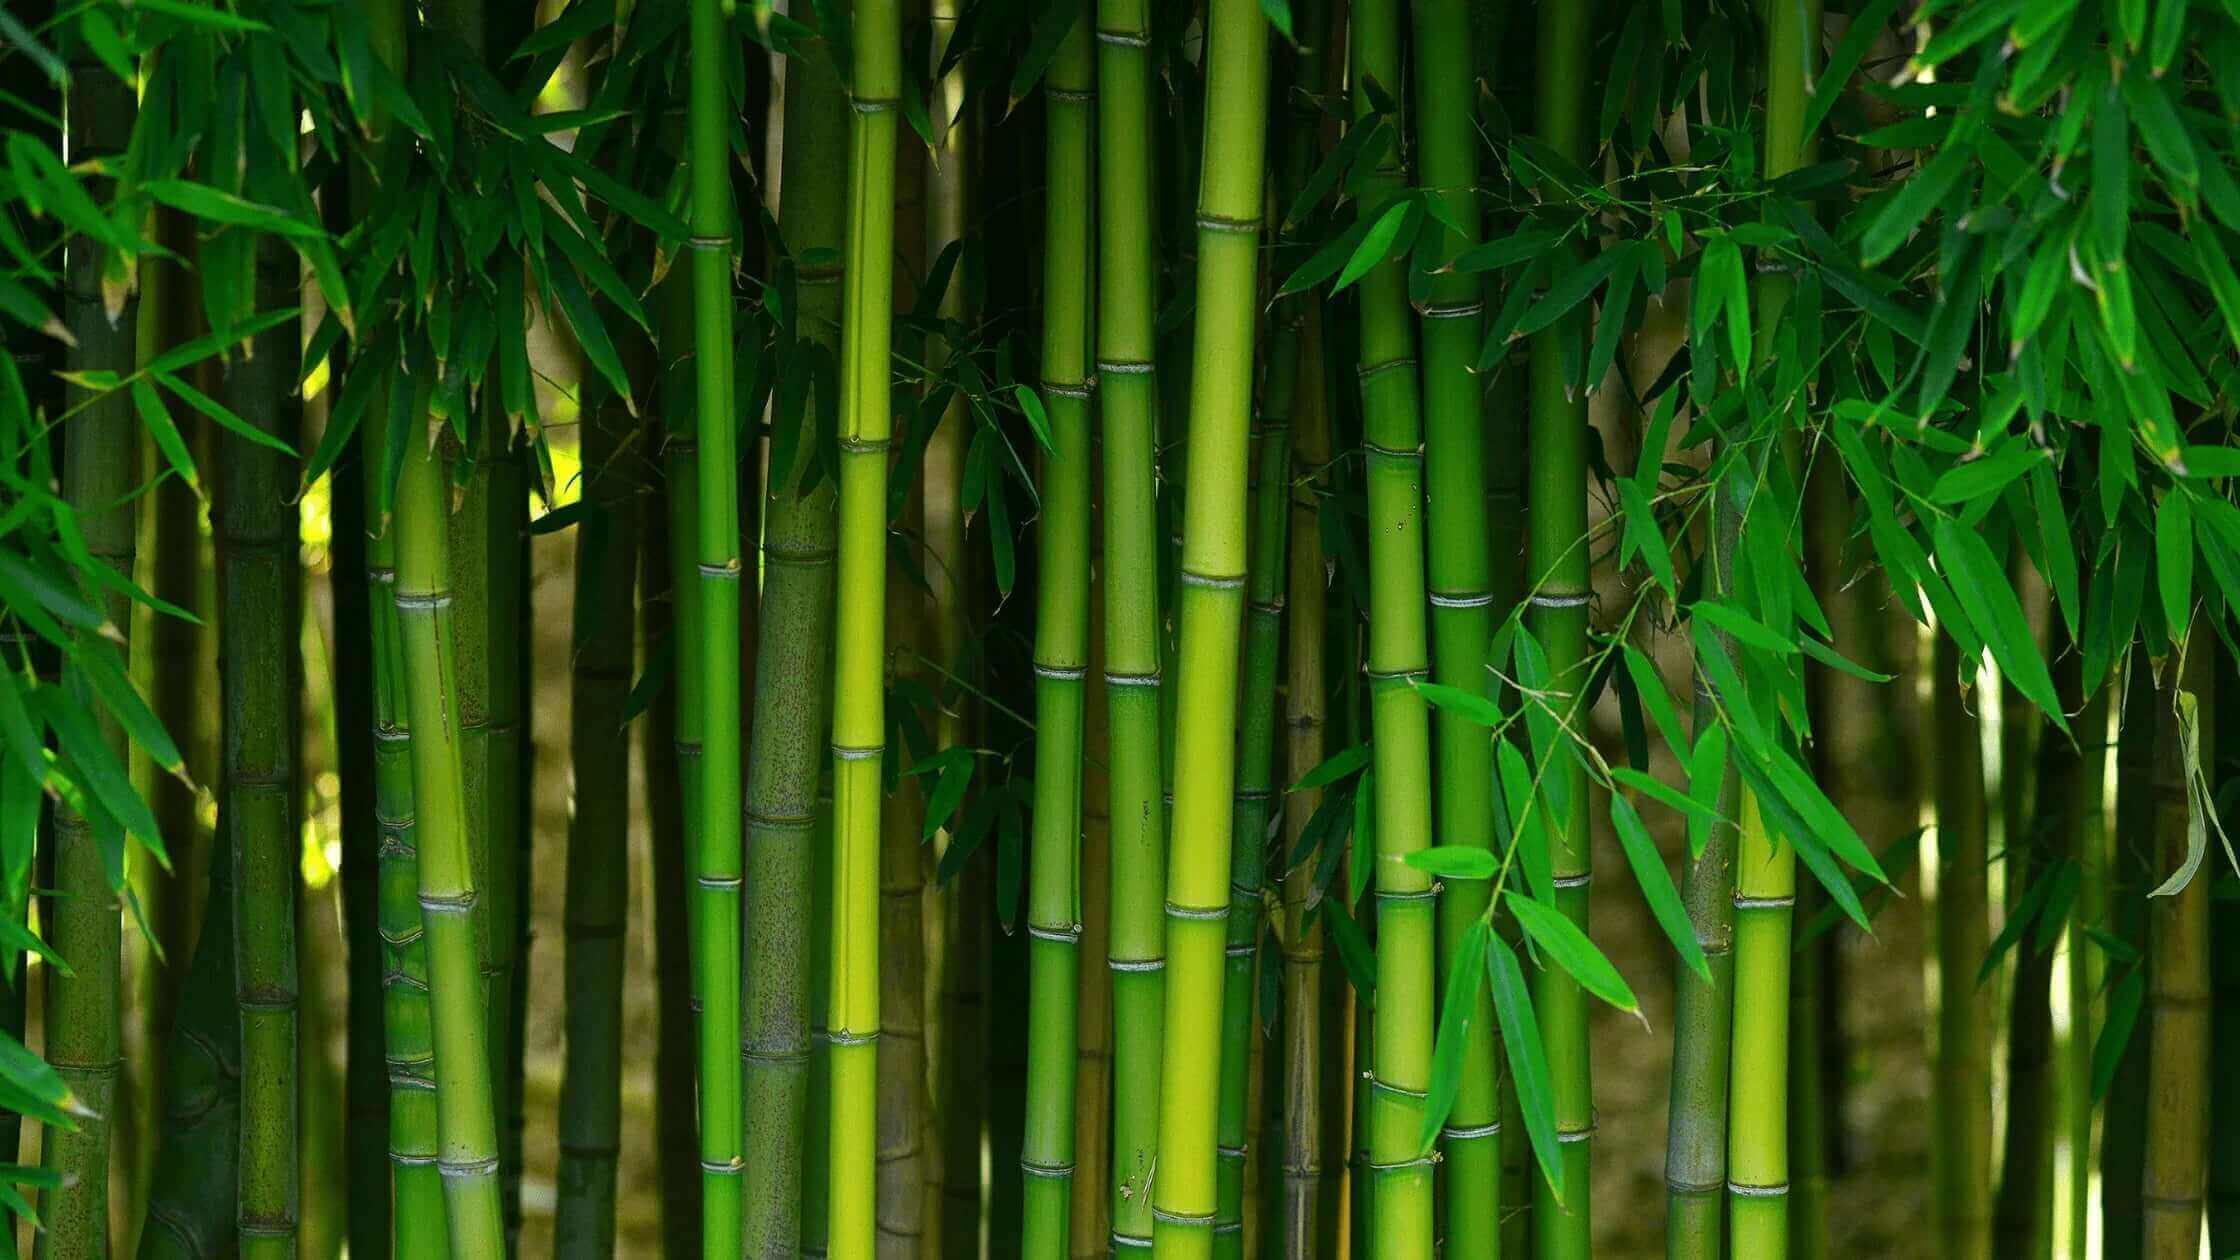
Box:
[1368, 1154, 1436, 1173]
[1529, 592, 1590, 609]
[1164, 901, 1228, 922]
[832, 742, 884, 761]
[1218, 1143, 1248, 1159]
[851, 96, 901, 114]
[699, 1157, 746, 1175]
[826, 1028, 880, 1046]
[1107, 956, 1165, 972]
[1033, 662, 1089, 680]
[1151, 1207, 1217, 1226]
[1370, 1077, 1428, 1100]
[1180, 569, 1246, 590]
[695, 874, 743, 890]
[685, 235, 730, 252]
[1419, 300, 1486, 320]
[390, 1150, 438, 1166]
[1557, 1113, 1600, 1142]
[1224, 942, 1255, 958]
[1111, 1231, 1155, 1249]
[838, 437, 892, 454]
[1730, 892, 1794, 909]
[1042, 379, 1093, 399]
[236, 1220, 298, 1240]
[1195, 212, 1263, 235]
[1104, 670, 1161, 687]
[1726, 1179, 1789, 1198]
[1442, 1121, 1501, 1141]
[439, 1155, 501, 1178]
[1428, 590, 1496, 609]
[1048, 87, 1096, 103]
[695, 561, 742, 580]
[416, 890, 478, 914]
[1098, 358, 1154, 375]
[1027, 923, 1083, 942]
[1095, 27, 1151, 46]
[1212, 1221, 1244, 1235]
[1020, 1158, 1075, 1179]
[1551, 873, 1592, 889]
[390, 591, 454, 611]
[1361, 437, 1422, 459]
[1356, 357, 1418, 383]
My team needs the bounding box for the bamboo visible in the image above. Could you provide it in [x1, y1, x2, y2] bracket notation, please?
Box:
[2209, 650, 2240, 1257]
[827, 0, 902, 1245]
[1932, 632, 1991, 1260]
[1150, 0, 1271, 1252]
[1220, 246, 1293, 1258]
[1525, 3, 1593, 1253]
[1404, 0, 1500, 1251]
[1095, 0, 1169, 1237]
[686, 0, 748, 1236]
[1072, 587, 1114, 1260]
[740, 19, 847, 1251]
[553, 365, 641, 1258]
[223, 238, 302, 1260]
[40, 46, 139, 1260]
[2141, 634, 2212, 1259]
[1022, 16, 1097, 1255]
[878, 507, 931, 1258]
[2103, 651, 2158, 1260]
[133, 830, 239, 1260]
[488, 430, 531, 1254]
[2065, 687, 2110, 1260]
[1280, 301, 1333, 1259]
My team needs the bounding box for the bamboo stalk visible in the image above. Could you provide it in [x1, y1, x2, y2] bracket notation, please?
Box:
[2141, 634, 2212, 1259]
[878, 507, 931, 1258]
[39, 45, 139, 1260]
[1022, 16, 1097, 1255]
[223, 237, 302, 1260]
[2103, 650, 2158, 1260]
[1095, 0, 1169, 1238]
[553, 361, 641, 1258]
[740, 19, 847, 1251]
[2209, 648, 2240, 1256]
[1931, 631, 1991, 1260]
[1404, 0, 1500, 1251]
[487, 429, 531, 1254]
[1072, 585, 1114, 1260]
[827, 0, 902, 1245]
[1150, 0, 1271, 1252]
[1279, 300, 1333, 1260]
[686, 0, 748, 1237]
[1525, 3, 1593, 1253]
[2065, 687, 2110, 1260]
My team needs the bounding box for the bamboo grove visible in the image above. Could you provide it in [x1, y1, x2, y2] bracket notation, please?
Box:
[7, 0, 2240, 1257]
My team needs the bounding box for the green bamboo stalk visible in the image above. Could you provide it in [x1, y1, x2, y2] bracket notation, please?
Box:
[1404, 0, 1499, 1251]
[685, 0, 747, 1238]
[1279, 301, 1332, 1260]
[2209, 648, 2240, 1257]
[135, 834, 240, 1260]
[1931, 630, 1991, 1260]
[1219, 258, 1293, 1260]
[2064, 687, 2109, 1260]
[487, 429, 530, 1254]
[223, 238, 302, 1260]
[1524, 4, 1593, 1253]
[1021, 17, 1097, 1256]
[1993, 632, 2084, 1260]
[1073, 622, 1114, 1260]
[1095, 0, 1168, 1237]
[553, 367, 641, 1258]
[878, 505, 931, 1256]
[640, 383, 701, 1260]
[2142, 634, 2212, 1259]
[826, 0, 901, 1245]
[740, 20, 847, 1253]
[1344, 0, 1438, 1249]
[1150, 0, 1270, 1252]
[2103, 649, 2157, 1260]
[389, 368, 506, 1256]
[40, 49, 139, 1260]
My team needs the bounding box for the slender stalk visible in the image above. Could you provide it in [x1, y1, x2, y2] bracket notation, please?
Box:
[1096, 0, 1169, 1237]
[223, 238, 302, 1260]
[1404, 0, 1501, 1251]
[740, 21, 847, 1252]
[1280, 301, 1332, 1260]
[1150, 0, 1271, 1253]
[133, 830, 239, 1260]
[2064, 687, 2110, 1260]
[487, 430, 531, 1254]
[878, 508, 931, 1256]
[1932, 631, 1991, 1260]
[2103, 649, 2158, 1260]
[686, 0, 748, 1236]
[553, 367, 640, 1258]
[827, 0, 902, 1245]
[1022, 17, 1097, 1255]
[1220, 255, 1293, 1260]
[2141, 634, 2212, 1258]
[40, 47, 139, 1260]
[1525, 3, 1593, 1253]
[1072, 601, 1114, 1260]
[2209, 649, 2240, 1256]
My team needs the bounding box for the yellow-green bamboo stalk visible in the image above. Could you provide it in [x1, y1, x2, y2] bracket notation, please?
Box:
[827, 0, 902, 1246]
[1150, 1, 1271, 1254]
[2142, 633, 2212, 1258]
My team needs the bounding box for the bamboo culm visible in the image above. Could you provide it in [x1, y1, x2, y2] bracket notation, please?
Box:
[2141, 634, 2212, 1258]
[1095, 0, 1169, 1239]
[1022, 12, 1096, 1255]
[826, 0, 902, 1245]
[1150, 0, 1271, 1252]
[1932, 631, 1991, 1260]
[553, 369, 640, 1258]
[223, 237, 302, 1260]
[1525, 3, 1593, 1254]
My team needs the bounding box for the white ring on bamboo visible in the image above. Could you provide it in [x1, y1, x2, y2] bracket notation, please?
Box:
[1112, 1232, 1155, 1249]
[1028, 924, 1083, 942]
[440, 1156, 502, 1177]
[696, 874, 742, 890]
[1368, 1154, 1436, 1172]
[1421, 300, 1485, 319]
[1098, 358, 1154, 374]
[1043, 380, 1092, 398]
[1096, 28, 1151, 46]
[1357, 357, 1417, 382]
[851, 96, 900, 114]
[685, 235, 728, 251]
[1731, 893, 1795, 909]
[1196, 213, 1262, 234]
[1530, 592, 1590, 608]
[1109, 956, 1164, 972]
[1105, 670, 1161, 687]
[1165, 901, 1228, 921]
[1728, 1180, 1789, 1197]
[1034, 663, 1088, 680]
[1225, 942, 1255, 958]
[696, 562, 741, 579]
[1180, 570, 1246, 589]
[1442, 1120, 1501, 1140]
[832, 743, 883, 760]
[1021, 1159, 1075, 1178]
[1429, 590, 1496, 608]
[1151, 1208, 1217, 1226]
[1371, 1078, 1428, 1099]
[390, 592, 453, 610]
[1552, 873, 1593, 889]
[826, 1029, 879, 1046]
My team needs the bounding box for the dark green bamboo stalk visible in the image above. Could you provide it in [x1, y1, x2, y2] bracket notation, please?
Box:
[553, 368, 640, 1258]
[739, 20, 846, 1253]
[1095, 0, 1168, 1238]
[1666, 665, 1739, 1260]
[487, 428, 530, 1253]
[223, 238, 302, 1260]
[686, 0, 746, 1238]
[826, 0, 901, 1245]
[2103, 649, 2157, 1260]
[2142, 634, 2212, 1258]
[1150, 0, 1270, 1252]
[1023, 16, 1097, 1255]
[878, 509, 931, 1255]
[1932, 631, 1990, 1260]
[1405, 0, 1499, 1251]
[2209, 648, 2240, 1257]
[1344, 0, 1437, 1250]
[1524, 4, 1593, 1254]
[1220, 257, 1293, 1260]
[1279, 300, 1332, 1260]
[2065, 686, 2110, 1260]
[40, 48, 139, 1260]
[1074, 625, 1114, 1260]
[389, 369, 506, 1255]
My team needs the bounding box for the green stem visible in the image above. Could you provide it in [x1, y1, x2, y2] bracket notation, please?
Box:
[553, 370, 640, 1258]
[826, 0, 901, 1246]
[2141, 633, 2212, 1257]
[2101, 649, 2156, 1260]
[224, 238, 302, 1260]
[1024, 13, 1096, 1256]
[1150, 0, 1271, 1253]
[1932, 631, 1991, 1260]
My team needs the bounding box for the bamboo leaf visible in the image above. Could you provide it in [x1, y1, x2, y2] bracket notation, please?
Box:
[1506, 891, 1639, 1020]
[1687, 725, 1728, 862]
[1486, 932, 1564, 1203]
[1611, 766, 1721, 830]
[1931, 516, 2070, 733]
[128, 380, 199, 494]
[1402, 845, 1497, 881]
[1611, 795, 1709, 983]
[1411, 680, 1504, 729]
[2091, 967, 2143, 1100]
[1691, 600, 1796, 656]
[1418, 917, 1490, 1153]
[1497, 740, 1553, 904]
[1324, 894, 1376, 996]
[1290, 742, 1370, 792]
[1333, 197, 1416, 294]
[2156, 491, 2195, 640]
